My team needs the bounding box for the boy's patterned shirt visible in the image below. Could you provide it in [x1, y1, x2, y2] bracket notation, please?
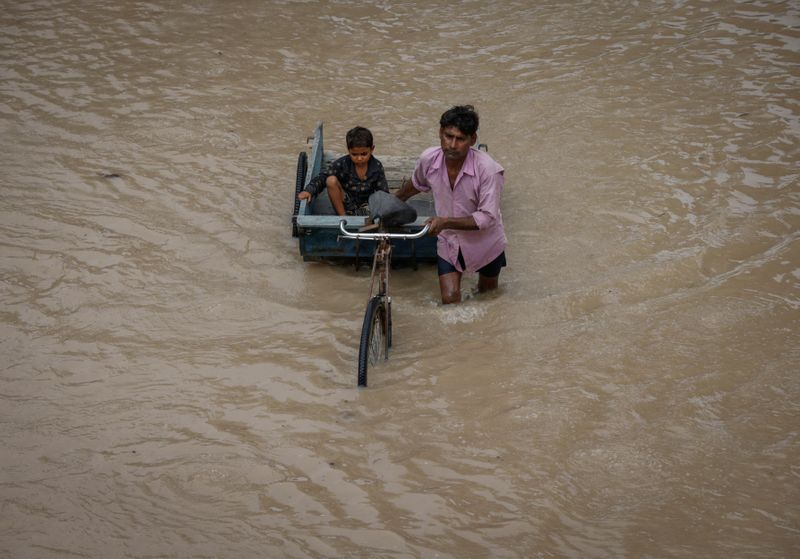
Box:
[305, 155, 389, 213]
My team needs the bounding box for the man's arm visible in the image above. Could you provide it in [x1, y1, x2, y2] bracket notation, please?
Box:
[394, 177, 420, 202]
[425, 215, 478, 236]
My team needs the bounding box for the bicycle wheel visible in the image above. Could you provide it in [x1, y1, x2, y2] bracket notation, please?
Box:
[357, 296, 388, 387]
[292, 151, 307, 237]
[387, 300, 393, 349]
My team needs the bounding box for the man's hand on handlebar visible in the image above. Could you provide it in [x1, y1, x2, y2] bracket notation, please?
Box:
[424, 217, 448, 236]
[424, 215, 479, 235]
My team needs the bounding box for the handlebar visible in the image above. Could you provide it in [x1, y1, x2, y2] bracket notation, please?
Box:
[339, 220, 431, 240]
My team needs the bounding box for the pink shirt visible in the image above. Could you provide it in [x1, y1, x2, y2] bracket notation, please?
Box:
[412, 146, 507, 273]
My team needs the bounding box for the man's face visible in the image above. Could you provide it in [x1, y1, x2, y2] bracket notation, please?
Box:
[440, 126, 476, 161]
[348, 146, 373, 165]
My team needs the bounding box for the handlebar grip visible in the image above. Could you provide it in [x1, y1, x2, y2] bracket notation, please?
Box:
[339, 220, 431, 240]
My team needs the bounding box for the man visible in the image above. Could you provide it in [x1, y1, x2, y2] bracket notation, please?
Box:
[395, 105, 507, 304]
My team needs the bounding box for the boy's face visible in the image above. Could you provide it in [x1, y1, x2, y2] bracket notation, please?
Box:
[348, 145, 374, 165]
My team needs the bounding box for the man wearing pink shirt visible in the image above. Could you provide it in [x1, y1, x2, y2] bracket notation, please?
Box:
[396, 105, 507, 304]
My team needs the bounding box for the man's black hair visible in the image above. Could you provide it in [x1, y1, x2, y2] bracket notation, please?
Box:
[439, 105, 479, 136]
[346, 126, 374, 149]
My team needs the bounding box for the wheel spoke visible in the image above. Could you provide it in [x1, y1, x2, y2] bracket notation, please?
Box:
[368, 313, 385, 364]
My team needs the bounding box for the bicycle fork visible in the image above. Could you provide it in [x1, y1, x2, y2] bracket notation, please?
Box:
[369, 240, 392, 355]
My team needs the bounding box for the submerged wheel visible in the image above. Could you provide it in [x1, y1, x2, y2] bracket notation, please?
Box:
[357, 296, 388, 387]
[387, 300, 393, 349]
[292, 151, 308, 237]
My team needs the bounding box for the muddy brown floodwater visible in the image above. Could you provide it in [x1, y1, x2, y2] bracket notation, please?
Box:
[1, 1, 798, 558]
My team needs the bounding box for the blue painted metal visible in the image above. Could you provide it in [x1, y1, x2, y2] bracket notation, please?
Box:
[304, 121, 325, 191]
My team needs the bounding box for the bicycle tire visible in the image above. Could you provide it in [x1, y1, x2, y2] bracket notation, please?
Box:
[292, 151, 308, 237]
[357, 296, 388, 387]
[387, 300, 393, 349]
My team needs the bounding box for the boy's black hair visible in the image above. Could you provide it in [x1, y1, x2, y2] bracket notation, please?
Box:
[439, 105, 479, 136]
[346, 126, 374, 149]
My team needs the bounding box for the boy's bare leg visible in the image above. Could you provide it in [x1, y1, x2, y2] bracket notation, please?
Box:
[477, 274, 499, 293]
[439, 272, 462, 304]
[325, 175, 346, 216]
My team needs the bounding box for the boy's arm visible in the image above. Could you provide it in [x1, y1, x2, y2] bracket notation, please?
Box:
[303, 174, 325, 196]
[394, 177, 420, 201]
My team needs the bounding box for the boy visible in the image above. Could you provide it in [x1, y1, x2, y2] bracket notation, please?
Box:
[297, 126, 389, 216]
